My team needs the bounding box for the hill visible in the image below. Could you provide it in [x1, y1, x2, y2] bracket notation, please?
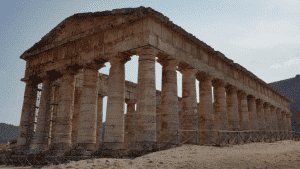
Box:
[0, 123, 19, 144]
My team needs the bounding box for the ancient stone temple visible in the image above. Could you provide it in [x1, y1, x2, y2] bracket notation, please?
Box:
[17, 6, 292, 154]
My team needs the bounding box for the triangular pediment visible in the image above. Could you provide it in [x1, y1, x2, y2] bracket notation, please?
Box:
[20, 6, 217, 60]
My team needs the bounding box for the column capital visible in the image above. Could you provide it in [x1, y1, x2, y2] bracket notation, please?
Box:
[255, 98, 264, 104]
[108, 53, 131, 65]
[286, 112, 291, 118]
[196, 72, 213, 82]
[156, 53, 179, 68]
[212, 79, 227, 88]
[225, 85, 238, 94]
[177, 63, 197, 74]
[263, 102, 271, 107]
[281, 111, 286, 116]
[134, 46, 159, 56]
[247, 95, 256, 102]
[125, 99, 137, 104]
[82, 60, 106, 70]
[237, 91, 247, 99]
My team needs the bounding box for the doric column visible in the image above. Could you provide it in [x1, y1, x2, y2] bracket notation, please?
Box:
[135, 48, 157, 143]
[276, 108, 283, 131]
[76, 68, 99, 150]
[225, 85, 240, 131]
[30, 77, 53, 153]
[105, 56, 128, 143]
[281, 111, 287, 131]
[247, 96, 259, 130]
[270, 106, 279, 130]
[49, 79, 60, 146]
[179, 66, 198, 144]
[238, 92, 249, 130]
[263, 103, 272, 130]
[96, 95, 104, 148]
[124, 100, 136, 144]
[256, 99, 266, 130]
[198, 73, 215, 144]
[71, 70, 84, 148]
[213, 80, 229, 131]
[286, 113, 292, 131]
[18, 80, 38, 151]
[159, 57, 179, 145]
[50, 74, 75, 151]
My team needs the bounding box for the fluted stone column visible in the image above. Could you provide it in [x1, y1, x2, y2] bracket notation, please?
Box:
[256, 99, 266, 130]
[76, 68, 99, 150]
[198, 74, 215, 144]
[156, 106, 161, 143]
[276, 108, 283, 131]
[238, 92, 250, 130]
[270, 106, 279, 130]
[105, 57, 127, 143]
[160, 58, 179, 145]
[18, 81, 38, 151]
[248, 96, 259, 130]
[263, 103, 272, 131]
[124, 100, 136, 144]
[135, 48, 157, 143]
[50, 74, 75, 151]
[96, 95, 104, 148]
[213, 80, 229, 131]
[225, 85, 240, 131]
[286, 113, 292, 131]
[71, 70, 84, 148]
[179, 67, 198, 144]
[281, 112, 287, 131]
[30, 77, 53, 153]
[50, 79, 60, 146]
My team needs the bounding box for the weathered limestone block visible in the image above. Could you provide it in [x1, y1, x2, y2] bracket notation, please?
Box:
[238, 91, 250, 130]
[135, 47, 157, 143]
[50, 79, 61, 145]
[263, 103, 272, 131]
[198, 74, 215, 144]
[213, 80, 229, 131]
[124, 100, 136, 144]
[160, 58, 179, 145]
[30, 78, 52, 153]
[276, 108, 283, 131]
[71, 70, 84, 147]
[225, 85, 240, 131]
[96, 95, 104, 148]
[156, 106, 161, 143]
[179, 67, 198, 144]
[256, 99, 266, 130]
[286, 113, 292, 131]
[18, 82, 38, 151]
[270, 106, 279, 131]
[76, 68, 99, 150]
[50, 74, 75, 151]
[105, 57, 127, 143]
[247, 96, 259, 130]
[281, 111, 287, 131]
[50, 79, 60, 146]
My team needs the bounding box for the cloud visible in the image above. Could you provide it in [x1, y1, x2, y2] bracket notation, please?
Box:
[270, 58, 300, 69]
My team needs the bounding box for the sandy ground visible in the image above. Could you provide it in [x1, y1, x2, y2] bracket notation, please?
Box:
[1, 140, 300, 169]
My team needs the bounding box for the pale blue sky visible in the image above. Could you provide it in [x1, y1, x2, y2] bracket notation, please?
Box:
[0, 0, 299, 126]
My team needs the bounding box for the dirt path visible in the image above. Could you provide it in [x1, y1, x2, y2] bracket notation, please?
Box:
[1, 140, 300, 169]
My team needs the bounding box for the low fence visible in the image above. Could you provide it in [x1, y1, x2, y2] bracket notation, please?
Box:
[175, 130, 300, 146]
[0, 130, 299, 167]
